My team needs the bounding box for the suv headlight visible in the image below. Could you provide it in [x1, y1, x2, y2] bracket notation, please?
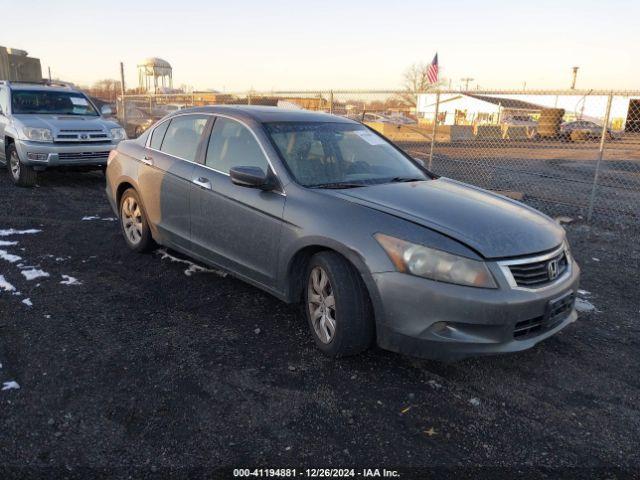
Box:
[21, 127, 53, 142]
[375, 233, 497, 288]
[110, 128, 127, 141]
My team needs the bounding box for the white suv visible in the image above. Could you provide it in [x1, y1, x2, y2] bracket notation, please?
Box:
[0, 80, 126, 186]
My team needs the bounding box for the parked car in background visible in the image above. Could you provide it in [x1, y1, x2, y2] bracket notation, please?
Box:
[0, 80, 126, 186]
[347, 112, 417, 125]
[560, 120, 613, 141]
[501, 114, 538, 127]
[123, 107, 155, 138]
[106, 106, 579, 360]
[161, 103, 188, 114]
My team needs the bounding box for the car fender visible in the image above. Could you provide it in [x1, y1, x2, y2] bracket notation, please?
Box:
[279, 234, 386, 327]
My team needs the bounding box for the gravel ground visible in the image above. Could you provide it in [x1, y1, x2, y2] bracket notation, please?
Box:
[0, 169, 639, 478]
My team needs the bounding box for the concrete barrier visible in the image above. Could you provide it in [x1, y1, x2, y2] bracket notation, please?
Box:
[364, 122, 432, 142]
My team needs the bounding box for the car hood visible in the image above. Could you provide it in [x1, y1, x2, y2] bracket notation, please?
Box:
[327, 178, 565, 259]
[12, 114, 119, 132]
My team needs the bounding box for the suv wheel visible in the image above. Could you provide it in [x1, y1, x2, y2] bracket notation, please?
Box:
[7, 144, 37, 187]
[119, 188, 154, 252]
[304, 252, 374, 357]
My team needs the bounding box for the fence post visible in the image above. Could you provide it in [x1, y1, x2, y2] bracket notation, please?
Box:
[247, 91, 252, 105]
[329, 90, 334, 114]
[587, 92, 613, 223]
[428, 90, 441, 170]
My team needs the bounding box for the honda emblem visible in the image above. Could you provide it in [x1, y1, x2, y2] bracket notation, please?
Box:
[547, 259, 559, 280]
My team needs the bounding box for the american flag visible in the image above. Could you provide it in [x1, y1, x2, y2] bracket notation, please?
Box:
[427, 53, 439, 84]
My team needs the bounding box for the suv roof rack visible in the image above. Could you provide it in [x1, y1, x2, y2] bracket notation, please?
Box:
[0, 79, 74, 88]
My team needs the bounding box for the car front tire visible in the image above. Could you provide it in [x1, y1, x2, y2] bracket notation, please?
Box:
[304, 251, 375, 357]
[7, 144, 37, 187]
[119, 188, 154, 253]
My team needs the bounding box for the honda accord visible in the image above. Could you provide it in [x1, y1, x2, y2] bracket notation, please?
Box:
[105, 106, 580, 360]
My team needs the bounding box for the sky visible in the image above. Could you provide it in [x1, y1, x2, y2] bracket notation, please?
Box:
[3, 0, 639, 92]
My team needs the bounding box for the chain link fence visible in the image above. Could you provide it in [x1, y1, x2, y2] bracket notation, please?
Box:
[117, 89, 640, 228]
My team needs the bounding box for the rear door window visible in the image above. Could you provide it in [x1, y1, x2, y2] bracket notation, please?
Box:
[159, 115, 209, 162]
[149, 120, 170, 150]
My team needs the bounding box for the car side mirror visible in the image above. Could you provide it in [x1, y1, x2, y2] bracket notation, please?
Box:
[101, 105, 113, 116]
[229, 166, 272, 190]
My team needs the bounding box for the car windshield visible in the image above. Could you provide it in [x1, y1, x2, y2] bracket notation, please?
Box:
[265, 122, 428, 187]
[11, 90, 98, 116]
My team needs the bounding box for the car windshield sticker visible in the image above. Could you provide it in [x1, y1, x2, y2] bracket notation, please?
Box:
[353, 130, 387, 146]
[70, 96, 90, 106]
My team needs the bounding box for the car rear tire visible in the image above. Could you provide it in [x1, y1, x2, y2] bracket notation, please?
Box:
[303, 251, 374, 357]
[7, 144, 37, 187]
[119, 188, 154, 253]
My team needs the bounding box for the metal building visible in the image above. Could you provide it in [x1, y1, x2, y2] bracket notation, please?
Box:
[0, 46, 42, 82]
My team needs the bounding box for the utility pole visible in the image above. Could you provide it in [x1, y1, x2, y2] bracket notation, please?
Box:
[120, 62, 127, 127]
[48, 67, 52, 82]
[460, 77, 474, 90]
[571, 66, 579, 89]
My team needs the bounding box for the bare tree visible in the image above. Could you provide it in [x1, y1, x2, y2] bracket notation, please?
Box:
[83, 79, 122, 102]
[398, 63, 434, 107]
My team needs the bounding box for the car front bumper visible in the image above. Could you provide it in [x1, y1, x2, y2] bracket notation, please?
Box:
[15, 140, 119, 168]
[372, 259, 580, 361]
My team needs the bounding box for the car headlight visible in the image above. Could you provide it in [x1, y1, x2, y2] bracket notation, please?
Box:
[110, 128, 127, 141]
[21, 127, 53, 142]
[375, 233, 497, 288]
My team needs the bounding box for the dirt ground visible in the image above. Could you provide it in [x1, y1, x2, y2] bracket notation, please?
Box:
[0, 170, 639, 478]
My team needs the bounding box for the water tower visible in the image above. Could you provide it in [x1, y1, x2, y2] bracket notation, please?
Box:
[137, 57, 173, 93]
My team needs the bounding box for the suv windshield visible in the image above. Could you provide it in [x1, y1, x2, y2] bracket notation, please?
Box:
[11, 90, 98, 116]
[265, 122, 428, 187]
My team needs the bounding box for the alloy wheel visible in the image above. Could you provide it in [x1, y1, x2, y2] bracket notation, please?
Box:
[121, 196, 143, 245]
[307, 266, 336, 344]
[9, 151, 20, 180]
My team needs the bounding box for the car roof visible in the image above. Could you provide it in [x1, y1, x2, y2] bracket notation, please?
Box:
[169, 105, 356, 124]
[8, 83, 79, 93]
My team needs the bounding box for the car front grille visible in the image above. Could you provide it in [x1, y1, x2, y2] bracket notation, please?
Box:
[514, 292, 575, 340]
[58, 152, 110, 162]
[508, 250, 568, 288]
[55, 130, 109, 142]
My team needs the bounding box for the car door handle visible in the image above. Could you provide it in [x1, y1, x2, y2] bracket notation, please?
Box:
[193, 177, 212, 190]
[141, 154, 153, 165]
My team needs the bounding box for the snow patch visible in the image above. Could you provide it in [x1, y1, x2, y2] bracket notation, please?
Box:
[156, 249, 226, 277]
[60, 275, 82, 285]
[0, 240, 18, 247]
[82, 216, 116, 221]
[0, 250, 22, 263]
[0, 228, 41, 237]
[21, 269, 50, 281]
[2, 381, 20, 391]
[469, 398, 481, 407]
[0, 275, 16, 292]
[22, 298, 33, 307]
[575, 297, 597, 313]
